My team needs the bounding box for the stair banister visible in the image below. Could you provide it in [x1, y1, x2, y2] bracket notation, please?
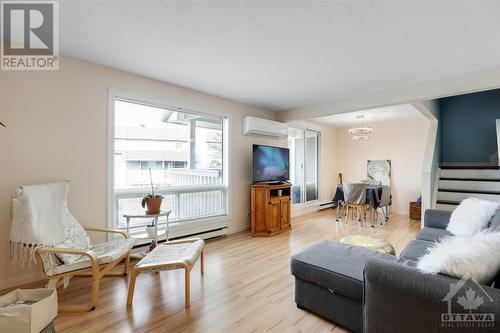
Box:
[496, 119, 500, 165]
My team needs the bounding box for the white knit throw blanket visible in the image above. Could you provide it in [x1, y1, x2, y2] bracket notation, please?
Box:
[10, 181, 68, 265]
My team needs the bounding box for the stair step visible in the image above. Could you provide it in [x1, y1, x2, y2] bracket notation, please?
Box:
[440, 177, 500, 182]
[439, 179, 500, 192]
[440, 169, 500, 179]
[440, 164, 500, 170]
[436, 203, 457, 212]
[437, 191, 500, 203]
[436, 200, 460, 205]
[438, 189, 500, 195]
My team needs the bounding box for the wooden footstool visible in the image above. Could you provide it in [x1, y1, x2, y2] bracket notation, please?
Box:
[126, 238, 205, 308]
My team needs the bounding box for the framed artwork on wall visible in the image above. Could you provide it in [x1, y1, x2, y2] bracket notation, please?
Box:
[367, 160, 391, 186]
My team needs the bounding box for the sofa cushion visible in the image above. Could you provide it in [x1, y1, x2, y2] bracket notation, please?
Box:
[399, 239, 434, 261]
[415, 227, 452, 243]
[424, 209, 451, 229]
[397, 258, 418, 268]
[291, 240, 397, 300]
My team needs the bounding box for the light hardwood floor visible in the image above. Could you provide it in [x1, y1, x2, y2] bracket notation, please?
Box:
[14, 209, 421, 333]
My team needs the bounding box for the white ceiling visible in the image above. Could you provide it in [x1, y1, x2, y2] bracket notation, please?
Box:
[312, 103, 423, 128]
[49, 1, 500, 110]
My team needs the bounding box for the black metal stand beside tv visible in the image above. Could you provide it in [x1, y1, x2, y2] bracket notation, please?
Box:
[250, 182, 291, 236]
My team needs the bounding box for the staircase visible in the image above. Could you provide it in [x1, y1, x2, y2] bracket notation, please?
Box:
[436, 165, 500, 211]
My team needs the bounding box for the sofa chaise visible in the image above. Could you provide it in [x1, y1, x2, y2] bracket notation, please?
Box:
[291, 209, 500, 333]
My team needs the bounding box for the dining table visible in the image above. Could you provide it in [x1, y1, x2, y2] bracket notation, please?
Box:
[332, 184, 391, 225]
[332, 184, 384, 209]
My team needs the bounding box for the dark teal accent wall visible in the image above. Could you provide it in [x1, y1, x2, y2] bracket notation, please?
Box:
[439, 89, 500, 163]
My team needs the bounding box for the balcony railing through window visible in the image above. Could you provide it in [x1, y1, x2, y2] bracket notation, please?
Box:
[109, 95, 229, 234]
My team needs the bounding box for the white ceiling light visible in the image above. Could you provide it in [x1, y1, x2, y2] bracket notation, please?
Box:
[350, 114, 372, 141]
[348, 127, 372, 135]
[352, 135, 369, 141]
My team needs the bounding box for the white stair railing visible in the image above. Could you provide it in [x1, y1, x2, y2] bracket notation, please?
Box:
[496, 119, 500, 165]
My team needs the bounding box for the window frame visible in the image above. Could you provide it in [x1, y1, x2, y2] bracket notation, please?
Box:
[287, 126, 321, 207]
[107, 89, 232, 234]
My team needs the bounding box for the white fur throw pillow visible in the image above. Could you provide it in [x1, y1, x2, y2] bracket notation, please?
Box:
[447, 197, 500, 236]
[417, 231, 500, 284]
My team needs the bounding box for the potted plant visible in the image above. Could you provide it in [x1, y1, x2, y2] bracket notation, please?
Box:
[141, 168, 163, 214]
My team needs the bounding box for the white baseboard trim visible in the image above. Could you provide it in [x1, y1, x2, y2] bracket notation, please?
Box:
[228, 223, 250, 234]
[292, 204, 320, 217]
[0, 272, 44, 291]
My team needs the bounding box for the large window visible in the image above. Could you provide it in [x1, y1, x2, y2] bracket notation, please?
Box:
[109, 96, 228, 235]
[288, 127, 320, 204]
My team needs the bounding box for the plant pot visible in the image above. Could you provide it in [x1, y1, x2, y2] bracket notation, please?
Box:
[145, 196, 163, 214]
[145, 226, 156, 238]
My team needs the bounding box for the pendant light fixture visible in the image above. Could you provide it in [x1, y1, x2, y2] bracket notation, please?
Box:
[348, 127, 372, 135]
[351, 135, 369, 141]
[349, 114, 372, 141]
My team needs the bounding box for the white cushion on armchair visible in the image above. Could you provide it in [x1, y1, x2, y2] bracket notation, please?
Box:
[43, 238, 137, 276]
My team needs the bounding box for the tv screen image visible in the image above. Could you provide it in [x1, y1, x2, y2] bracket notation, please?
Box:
[253, 145, 290, 183]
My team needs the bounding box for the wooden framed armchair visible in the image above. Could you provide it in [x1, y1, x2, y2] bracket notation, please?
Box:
[35, 226, 134, 312]
[10, 181, 136, 312]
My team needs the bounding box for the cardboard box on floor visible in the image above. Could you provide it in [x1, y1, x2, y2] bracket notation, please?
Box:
[0, 288, 57, 333]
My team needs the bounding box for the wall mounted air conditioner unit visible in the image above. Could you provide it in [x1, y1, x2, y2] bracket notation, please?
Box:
[242, 116, 288, 139]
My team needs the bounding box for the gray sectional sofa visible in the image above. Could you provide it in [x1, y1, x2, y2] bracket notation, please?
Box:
[291, 209, 500, 333]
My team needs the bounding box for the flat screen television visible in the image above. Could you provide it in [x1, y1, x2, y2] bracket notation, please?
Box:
[252, 144, 290, 183]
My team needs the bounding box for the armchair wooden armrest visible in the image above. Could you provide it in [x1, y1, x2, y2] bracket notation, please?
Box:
[36, 247, 100, 274]
[165, 238, 201, 245]
[35, 246, 123, 312]
[82, 226, 128, 239]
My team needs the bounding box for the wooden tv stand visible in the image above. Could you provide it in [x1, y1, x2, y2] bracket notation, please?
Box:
[251, 182, 292, 236]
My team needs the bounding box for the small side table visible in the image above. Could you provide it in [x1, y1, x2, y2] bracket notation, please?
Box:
[409, 201, 422, 220]
[123, 211, 171, 257]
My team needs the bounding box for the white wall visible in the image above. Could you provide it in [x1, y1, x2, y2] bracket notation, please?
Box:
[0, 55, 280, 287]
[335, 118, 430, 215]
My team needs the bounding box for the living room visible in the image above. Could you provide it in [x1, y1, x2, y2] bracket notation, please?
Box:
[1, 1, 500, 333]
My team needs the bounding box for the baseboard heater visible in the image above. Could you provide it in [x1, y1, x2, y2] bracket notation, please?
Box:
[318, 201, 337, 210]
[131, 226, 228, 251]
